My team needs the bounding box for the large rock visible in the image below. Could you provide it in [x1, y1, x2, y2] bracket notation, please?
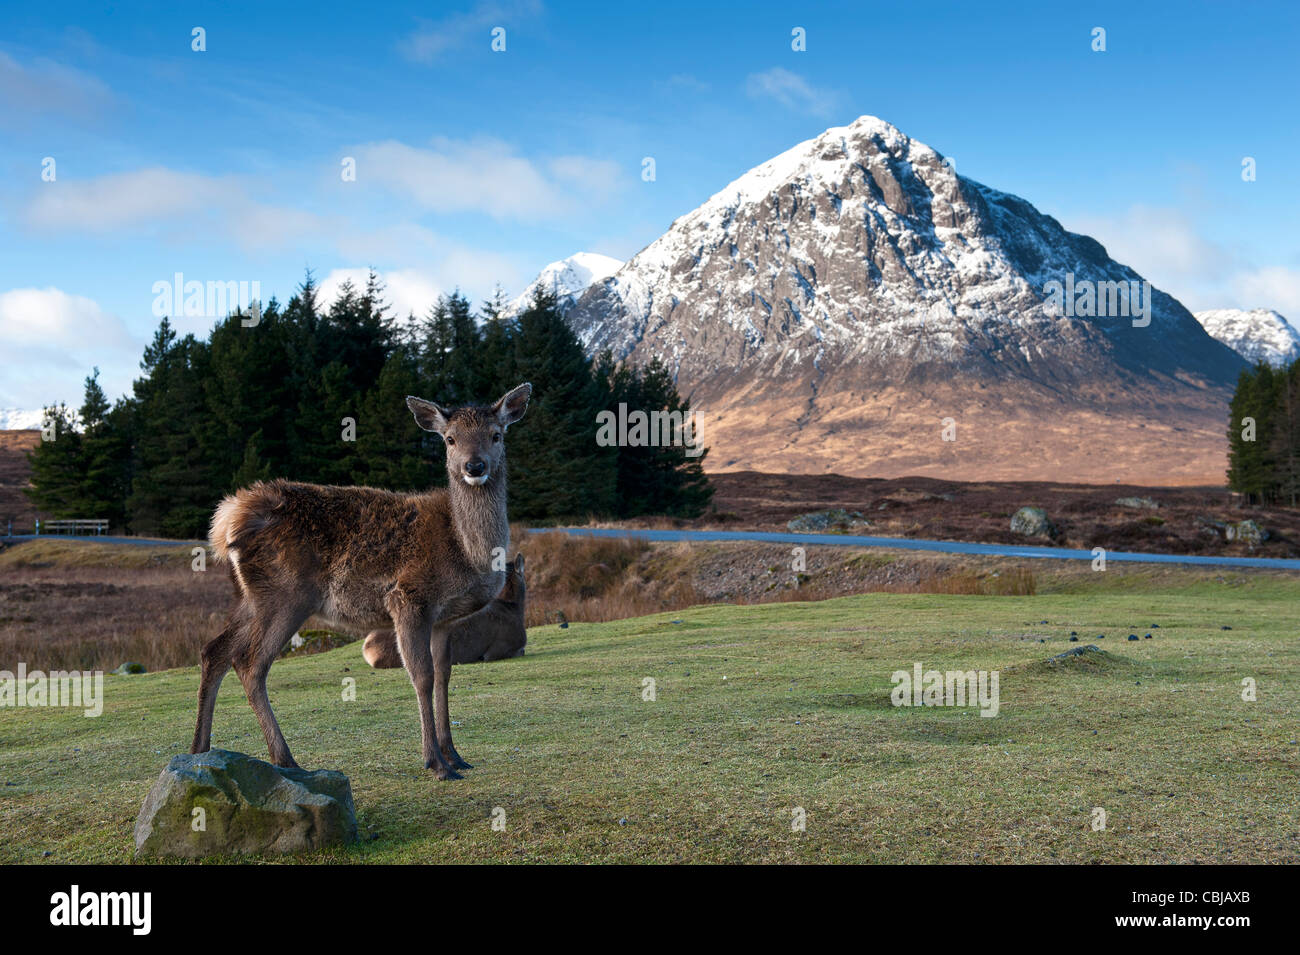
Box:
[1226, 519, 1268, 545]
[1114, 496, 1159, 509]
[1010, 506, 1056, 539]
[134, 749, 357, 858]
[787, 509, 871, 533]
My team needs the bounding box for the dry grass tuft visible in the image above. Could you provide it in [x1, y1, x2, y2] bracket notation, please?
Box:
[516, 530, 702, 627]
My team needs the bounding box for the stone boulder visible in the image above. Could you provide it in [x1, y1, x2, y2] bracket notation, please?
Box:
[1226, 519, 1268, 545]
[134, 749, 357, 858]
[787, 509, 871, 533]
[1114, 496, 1159, 509]
[1010, 506, 1056, 539]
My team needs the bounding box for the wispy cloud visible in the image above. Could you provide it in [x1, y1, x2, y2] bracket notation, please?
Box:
[0, 51, 115, 124]
[1073, 205, 1230, 285]
[745, 67, 836, 116]
[1229, 266, 1300, 322]
[21, 167, 324, 249]
[657, 73, 710, 94]
[352, 136, 622, 221]
[1072, 204, 1300, 319]
[399, 0, 543, 64]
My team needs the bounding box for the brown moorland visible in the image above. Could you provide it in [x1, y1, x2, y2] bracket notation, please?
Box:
[637, 471, 1300, 559]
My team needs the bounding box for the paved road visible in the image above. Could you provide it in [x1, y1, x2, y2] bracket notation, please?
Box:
[544, 527, 1300, 570]
[7, 529, 1300, 570]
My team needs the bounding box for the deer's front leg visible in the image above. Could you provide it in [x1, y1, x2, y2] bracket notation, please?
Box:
[395, 611, 461, 780]
[431, 625, 472, 771]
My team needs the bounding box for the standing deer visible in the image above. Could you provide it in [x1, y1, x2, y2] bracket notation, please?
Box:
[191, 383, 531, 780]
[362, 553, 527, 668]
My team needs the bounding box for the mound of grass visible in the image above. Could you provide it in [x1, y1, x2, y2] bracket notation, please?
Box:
[1009, 644, 1131, 675]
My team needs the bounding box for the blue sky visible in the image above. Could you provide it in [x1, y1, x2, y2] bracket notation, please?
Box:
[2, 0, 1298, 411]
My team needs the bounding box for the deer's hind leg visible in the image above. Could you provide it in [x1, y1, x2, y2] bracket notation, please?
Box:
[191, 620, 239, 755]
[233, 597, 316, 769]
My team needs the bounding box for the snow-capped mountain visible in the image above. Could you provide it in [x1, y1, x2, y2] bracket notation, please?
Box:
[507, 252, 622, 316]
[566, 115, 1245, 483]
[0, 409, 45, 431]
[1194, 309, 1300, 367]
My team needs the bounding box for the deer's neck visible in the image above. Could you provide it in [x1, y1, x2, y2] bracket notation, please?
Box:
[448, 471, 509, 572]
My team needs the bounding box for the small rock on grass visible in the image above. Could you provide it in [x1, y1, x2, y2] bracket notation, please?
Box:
[134, 749, 357, 858]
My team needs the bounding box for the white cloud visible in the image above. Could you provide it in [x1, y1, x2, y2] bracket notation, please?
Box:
[1228, 266, 1300, 322]
[398, 1, 542, 64]
[1072, 205, 1229, 285]
[318, 247, 530, 320]
[548, 155, 622, 200]
[24, 167, 226, 231]
[1070, 204, 1299, 320]
[657, 73, 710, 93]
[352, 137, 622, 221]
[0, 287, 137, 409]
[745, 67, 835, 116]
[0, 51, 114, 122]
[318, 268, 443, 321]
[22, 167, 324, 249]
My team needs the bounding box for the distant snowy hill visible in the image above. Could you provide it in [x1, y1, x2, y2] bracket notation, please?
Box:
[1193, 309, 1300, 367]
[507, 252, 623, 316]
[0, 409, 45, 431]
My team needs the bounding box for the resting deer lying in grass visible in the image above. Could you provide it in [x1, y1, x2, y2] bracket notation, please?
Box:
[191, 383, 531, 780]
[362, 553, 527, 668]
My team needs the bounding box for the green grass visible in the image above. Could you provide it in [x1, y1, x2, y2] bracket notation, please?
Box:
[2, 576, 1298, 864]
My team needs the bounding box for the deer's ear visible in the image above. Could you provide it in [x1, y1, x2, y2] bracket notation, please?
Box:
[514, 553, 525, 573]
[494, 382, 532, 428]
[406, 396, 449, 433]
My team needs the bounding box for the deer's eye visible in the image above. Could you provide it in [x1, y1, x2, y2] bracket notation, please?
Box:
[445, 436, 456, 447]
[493, 432, 501, 443]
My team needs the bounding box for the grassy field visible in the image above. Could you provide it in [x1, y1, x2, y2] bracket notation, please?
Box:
[1, 572, 1297, 864]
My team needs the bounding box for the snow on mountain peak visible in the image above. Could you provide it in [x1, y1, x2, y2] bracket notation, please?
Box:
[507, 252, 623, 315]
[567, 111, 1231, 388]
[0, 408, 47, 430]
[1193, 309, 1300, 367]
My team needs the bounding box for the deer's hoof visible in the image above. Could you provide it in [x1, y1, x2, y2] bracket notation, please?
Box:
[425, 759, 463, 780]
[443, 751, 473, 770]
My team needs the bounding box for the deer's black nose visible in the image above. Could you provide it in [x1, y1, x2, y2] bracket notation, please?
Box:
[465, 459, 487, 478]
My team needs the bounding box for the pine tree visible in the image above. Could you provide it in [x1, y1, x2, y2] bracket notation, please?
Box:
[127, 322, 218, 537]
[597, 353, 713, 517]
[231, 429, 273, 487]
[506, 290, 617, 519]
[353, 345, 436, 490]
[1268, 359, 1300, 505]
[476, 287, 516, 397]
[1228, 362, 1285, 503]
[205, 299, 294, 486]
[76, 369, 132, 527]
[24, 403, 83, 521]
